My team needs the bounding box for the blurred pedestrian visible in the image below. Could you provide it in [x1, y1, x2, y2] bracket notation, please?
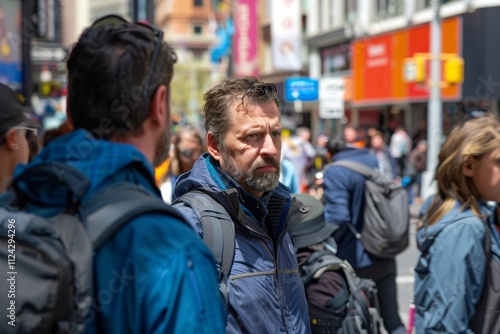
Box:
[172, 76, 311, 333]
[343, 124, 365, 148]
[369, 130, 397, 181]
[414, 113, 500, 333]
[402, 140, 427, 202]
[282, 126, 316, 192]
[7, 15, 225, 332]
[0, 83, 39, 192]
[159, 124, 205, 203]
[324, 136, 406, 334]
[389, 125, 412, 176]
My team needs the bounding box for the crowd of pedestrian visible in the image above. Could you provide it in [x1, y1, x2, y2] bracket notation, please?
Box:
[2, 12, 500, 334]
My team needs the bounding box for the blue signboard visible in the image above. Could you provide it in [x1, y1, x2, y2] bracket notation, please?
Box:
[285, 77, 319, 102]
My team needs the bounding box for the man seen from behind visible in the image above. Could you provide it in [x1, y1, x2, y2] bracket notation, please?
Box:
[10, 16, 226, 333]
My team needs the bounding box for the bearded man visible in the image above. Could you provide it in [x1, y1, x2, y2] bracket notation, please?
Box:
[173, 76, 311, 333]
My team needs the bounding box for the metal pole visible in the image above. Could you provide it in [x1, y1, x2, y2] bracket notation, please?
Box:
[422, 0, 442, 199]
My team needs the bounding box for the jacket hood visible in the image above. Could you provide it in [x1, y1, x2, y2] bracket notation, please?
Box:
[12, 129, 157, 206]
[416, 199, 493, 252]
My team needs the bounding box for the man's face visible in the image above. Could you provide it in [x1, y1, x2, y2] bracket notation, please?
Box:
[219, 101, 282, 197]
[344, 127, 358, 143]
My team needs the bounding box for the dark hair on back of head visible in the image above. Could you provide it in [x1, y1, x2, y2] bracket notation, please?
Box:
[327, 136, 346, 156]
[202, 76, 280, 146]
[67, 23, 177, 139]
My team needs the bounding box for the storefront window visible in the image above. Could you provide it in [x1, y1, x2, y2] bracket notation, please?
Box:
[375, 0, 404, 19]
[417, 0, 460, 10]
[321, 44, 350, 75]
[345, 0, 357, 23]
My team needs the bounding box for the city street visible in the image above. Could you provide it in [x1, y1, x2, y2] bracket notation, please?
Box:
[396, 203, 422, 332]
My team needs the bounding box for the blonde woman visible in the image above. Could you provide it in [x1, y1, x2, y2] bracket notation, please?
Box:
[414, 113, 500, 333]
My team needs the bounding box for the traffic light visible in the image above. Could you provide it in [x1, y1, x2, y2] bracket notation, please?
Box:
[403, 56, 426, 83]
[444, 56, 464, 84]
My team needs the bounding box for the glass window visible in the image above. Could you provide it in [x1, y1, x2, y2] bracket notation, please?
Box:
[345, 0, 357, 23]
[194, 0, 203, 7]
[321, 44, 351, 75]
[193, 25, 202, 35]
[376, 0, 404, 18]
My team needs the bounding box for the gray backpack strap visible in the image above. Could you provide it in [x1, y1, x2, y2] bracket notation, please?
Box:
[172, 190, 235, 304]
[327, 160, 376, 178]
[82, 182, 187, 251]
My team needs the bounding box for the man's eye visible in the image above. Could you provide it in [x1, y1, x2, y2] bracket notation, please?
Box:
[271, 131, 282, 138]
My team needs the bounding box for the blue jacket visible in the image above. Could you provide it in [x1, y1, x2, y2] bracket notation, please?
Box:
[172, 153, 311, 333]
[323, 148, 379, 268]
[414, 199, 500, 333]
[11, 130, 226, 334]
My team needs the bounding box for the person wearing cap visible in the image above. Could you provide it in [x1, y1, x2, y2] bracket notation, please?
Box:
[8, 16, 226, 333]
[0, 83, 39, 192]
[323, 136, 406, 334]
[290, 194, 350, 331]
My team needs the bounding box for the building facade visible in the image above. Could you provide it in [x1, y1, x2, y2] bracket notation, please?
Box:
[306, 0, 500, 139]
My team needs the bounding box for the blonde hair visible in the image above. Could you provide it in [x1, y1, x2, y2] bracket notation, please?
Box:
[422, 113, 500, 227]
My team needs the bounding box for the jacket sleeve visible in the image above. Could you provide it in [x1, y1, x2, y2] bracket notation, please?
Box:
[92, 213, 226, 334]
[141, 239, 227, 334]
[323, 167, 351, 228]
[414, 219, 486, 334]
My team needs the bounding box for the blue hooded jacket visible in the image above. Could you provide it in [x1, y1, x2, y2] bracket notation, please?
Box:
[323, 147, 379, 268]
[414, 198, 500, 333]
[9, 130, 226, 334]
[172, 153, 311, 333]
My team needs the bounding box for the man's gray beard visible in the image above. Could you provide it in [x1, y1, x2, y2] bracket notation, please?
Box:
[221, 149, 280, 193]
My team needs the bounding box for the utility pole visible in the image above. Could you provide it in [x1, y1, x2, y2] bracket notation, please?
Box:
[422, 0, 442, 199]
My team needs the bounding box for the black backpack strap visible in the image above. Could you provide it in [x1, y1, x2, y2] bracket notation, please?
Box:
[82, 182, 187, 251]
[172, 190, 235, 304]
[327, 160, 376, 179]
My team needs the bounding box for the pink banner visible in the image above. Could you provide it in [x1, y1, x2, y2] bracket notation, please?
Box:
[233, 0, 258, 77]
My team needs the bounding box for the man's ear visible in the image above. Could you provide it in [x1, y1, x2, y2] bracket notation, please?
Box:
[463, 156, 475, 177]
[149, 84, 168, 127]
[4, 129, 20, 150]
[206, 132, 221, 162]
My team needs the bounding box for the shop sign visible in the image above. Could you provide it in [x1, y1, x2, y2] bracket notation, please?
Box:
[285, 77, 318, 102]
[319, 77, 345, 119]
[31, 43, 68, 63]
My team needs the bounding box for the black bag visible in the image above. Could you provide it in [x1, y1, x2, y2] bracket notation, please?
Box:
[0, 162, 186, 333]
[327, 160, 410, 258]
[300, 251, 382, 334]
[468, 221, 500, 334]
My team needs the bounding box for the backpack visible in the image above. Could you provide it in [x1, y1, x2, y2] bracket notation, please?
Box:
[300, 250, 382, 334]
[470, 221, 500, 334]
[172, 190, 235, 304]
[418, 215, 500, 334]
[327, 160, 410, 258]
[0, 162, 186, 333]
